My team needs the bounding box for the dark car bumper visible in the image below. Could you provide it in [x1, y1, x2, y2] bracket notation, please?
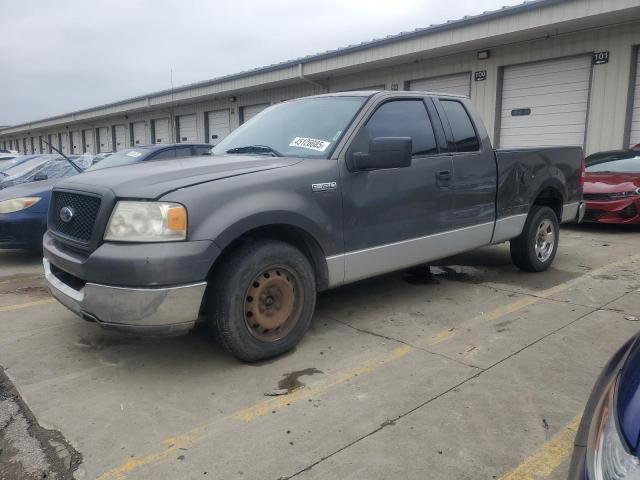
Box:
[43, 232, 220, 335]
[584, 198, 640, 224]
[0, 211, 47, 249]
[567, 334, 639, 479]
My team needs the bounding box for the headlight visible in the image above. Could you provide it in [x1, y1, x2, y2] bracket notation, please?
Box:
[104, 201, 187, 242]
[589, 378, 640, 479]
[0, 197, 41, 214]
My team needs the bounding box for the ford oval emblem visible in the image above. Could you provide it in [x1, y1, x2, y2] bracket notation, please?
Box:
[60, 206, 75, 223]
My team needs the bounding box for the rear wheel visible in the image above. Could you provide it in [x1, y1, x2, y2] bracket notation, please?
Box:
[510, 206, 559, 272]
[208, 240, 316, 362]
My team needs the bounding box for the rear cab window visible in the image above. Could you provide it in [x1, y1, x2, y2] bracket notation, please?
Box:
[440, 100, 480, 152]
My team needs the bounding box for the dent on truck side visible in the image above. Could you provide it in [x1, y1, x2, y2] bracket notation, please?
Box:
[494, 147, 582, 219]
[160, 159, 343, 289]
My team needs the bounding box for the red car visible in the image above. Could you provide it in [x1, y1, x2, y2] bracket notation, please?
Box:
[583, 149, 640, 224]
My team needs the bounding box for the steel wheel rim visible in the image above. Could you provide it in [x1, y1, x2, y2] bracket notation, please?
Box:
[244, 266, 303, 342]
[534, 219, 555, 263]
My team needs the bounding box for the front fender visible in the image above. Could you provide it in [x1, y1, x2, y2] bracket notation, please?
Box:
[162, 160, 343, 256]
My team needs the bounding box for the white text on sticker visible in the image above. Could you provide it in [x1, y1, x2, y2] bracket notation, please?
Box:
[289, 137, 331, 152]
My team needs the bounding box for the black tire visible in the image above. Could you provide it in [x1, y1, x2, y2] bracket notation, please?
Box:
[510, 205, 559, 272]
[208, 239, 316, 362]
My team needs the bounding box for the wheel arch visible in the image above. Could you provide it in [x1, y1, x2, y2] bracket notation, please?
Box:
[209, 215, 332, 293]
[531, 182, 565, 221]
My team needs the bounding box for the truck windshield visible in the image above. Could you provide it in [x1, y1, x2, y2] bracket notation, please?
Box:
[212, 96, 367, 159]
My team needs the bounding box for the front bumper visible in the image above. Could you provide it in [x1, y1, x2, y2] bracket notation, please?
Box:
[584, 198, 640, 224]
[0, 211, 47, 249]
[44, 258, 207, 335]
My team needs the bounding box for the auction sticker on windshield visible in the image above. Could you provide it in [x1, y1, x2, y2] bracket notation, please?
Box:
[126, 151, 143, 158]
[289, 137, 331, 152]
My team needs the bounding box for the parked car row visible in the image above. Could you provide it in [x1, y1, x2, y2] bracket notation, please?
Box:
[0, 144, 211, 250]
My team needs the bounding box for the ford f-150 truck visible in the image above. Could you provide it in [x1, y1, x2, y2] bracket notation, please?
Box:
[43, 91, 586, 361]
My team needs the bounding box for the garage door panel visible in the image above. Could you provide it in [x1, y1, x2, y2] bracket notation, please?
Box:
[501, 123, 586, 136]
[114, 125, 126, 151]
[502, 89, 589, 109]
[501, 116, 587, 129]
[630, 50, 640, 146]
[499, 56, 591, 148]
[178, 114, 197, 143]
[503, 73, 590, 92]
[132, 122, 146, 146]
[408, 73, 471, 97]
[153, 118, 170, 144]
[500, 132, 586, 148]
[71, 132, 81, 154]
[98, 127, 110, 152]
[83, 129, 94, 153]
[503, 82, 590, 100]
[242, 104, 269, 124]
[504, 61, 591, 81]
[207, 110, 230, 145]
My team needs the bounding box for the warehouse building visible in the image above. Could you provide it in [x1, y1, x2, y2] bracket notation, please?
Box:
[2, 0, 640, 156]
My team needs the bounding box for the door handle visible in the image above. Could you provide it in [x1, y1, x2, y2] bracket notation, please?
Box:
[437, 170, 451, 181]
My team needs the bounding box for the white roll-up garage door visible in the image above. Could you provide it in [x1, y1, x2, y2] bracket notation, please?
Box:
[153, 118, 170, 144]
[499, 56, 592, 148]
[71, 131, 82, 154]
[408, 73, 471, 97]
[97, 127, 111, 152]
[207, 110, 230, 145]
[61, 133, 69, 154]
[132, 122, 146, 146]
[177, 114, 197, 143]
[114, 125, 126, 151]
[83, 129, 94, 153]
[629, 50, 640, 147]
[241, 104, 269, 124]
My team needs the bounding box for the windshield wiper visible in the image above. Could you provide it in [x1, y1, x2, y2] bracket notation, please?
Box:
[41, 138, 83, 173]
[226, 145, 282, 157]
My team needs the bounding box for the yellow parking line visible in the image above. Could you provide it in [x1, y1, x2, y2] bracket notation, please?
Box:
[0, 298, 55, 313]
[499, 414, 581, 480]
[98, 254, 640, 479]
[97, 345, 413, 480]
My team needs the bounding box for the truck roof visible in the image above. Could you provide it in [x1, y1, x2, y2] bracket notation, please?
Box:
[301, 90, 469, 100]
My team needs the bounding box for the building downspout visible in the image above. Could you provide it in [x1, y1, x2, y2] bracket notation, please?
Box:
[298, 63, 327, 92]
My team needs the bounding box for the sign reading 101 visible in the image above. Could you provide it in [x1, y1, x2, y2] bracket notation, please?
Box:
[593, 51, 609, 65]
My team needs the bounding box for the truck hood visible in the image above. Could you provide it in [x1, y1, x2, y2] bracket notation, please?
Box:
[56, 155, 302, 198]
[584, 173, 640, 194]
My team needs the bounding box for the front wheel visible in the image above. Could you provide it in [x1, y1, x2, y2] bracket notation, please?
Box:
[208, 240, 316, 362]
[510, 206, 559, 272]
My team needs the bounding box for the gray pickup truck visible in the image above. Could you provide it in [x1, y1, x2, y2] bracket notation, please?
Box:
[43, 91, 585, 361]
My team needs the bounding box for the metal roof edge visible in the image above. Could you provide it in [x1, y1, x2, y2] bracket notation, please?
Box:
[0, 0, 570, 133]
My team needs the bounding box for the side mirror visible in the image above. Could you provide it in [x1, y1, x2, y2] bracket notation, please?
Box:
[32, 173, 48, 181]
[348, 137, 412, 171]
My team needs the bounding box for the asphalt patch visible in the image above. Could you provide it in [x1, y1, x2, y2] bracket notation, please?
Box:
[0, 366, 81, 479]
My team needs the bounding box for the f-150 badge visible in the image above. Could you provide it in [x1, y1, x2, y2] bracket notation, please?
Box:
[312, 182, 337, 192]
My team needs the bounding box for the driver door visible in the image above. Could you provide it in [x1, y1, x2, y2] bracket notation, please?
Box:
[340, 96, 455, 283]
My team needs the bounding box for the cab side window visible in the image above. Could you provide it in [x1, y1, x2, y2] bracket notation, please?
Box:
[440, 100, 480, 152]
[174, 146, 194, 158]
[351, 100, 438, 156]
[149, 149, 176, 160]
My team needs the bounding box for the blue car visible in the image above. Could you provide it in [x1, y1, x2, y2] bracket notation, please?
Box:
[568, 332, 640, 479]
[0, 144, 211, 250]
